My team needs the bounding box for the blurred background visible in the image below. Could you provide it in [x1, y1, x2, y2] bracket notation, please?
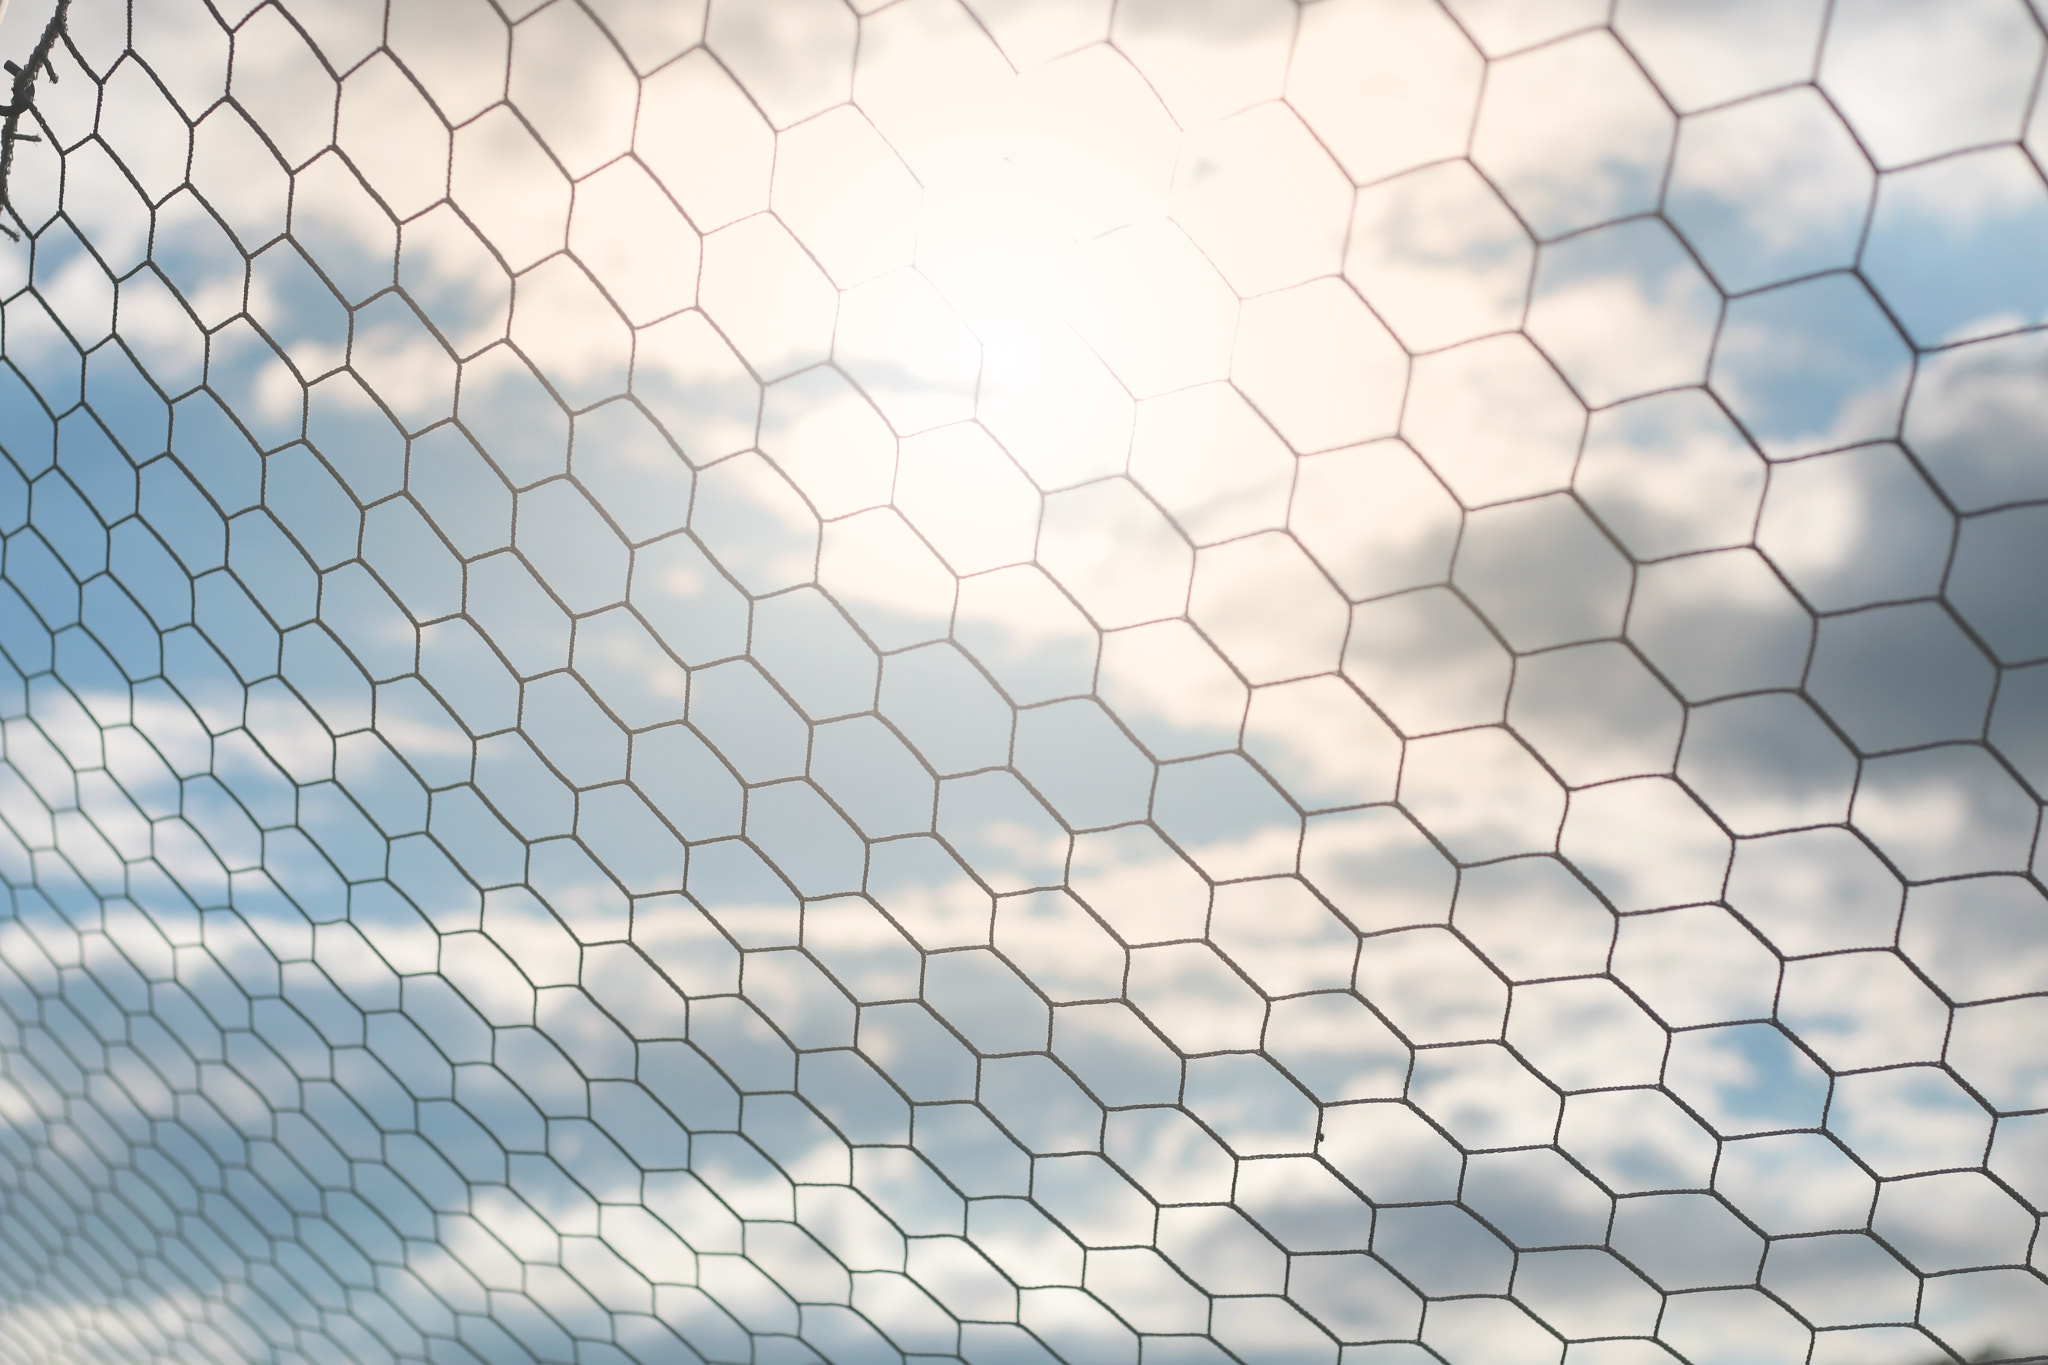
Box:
[0, 0, 2045, 1362]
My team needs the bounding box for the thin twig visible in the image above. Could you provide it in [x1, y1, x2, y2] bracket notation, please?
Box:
[0, 0, 72, 242]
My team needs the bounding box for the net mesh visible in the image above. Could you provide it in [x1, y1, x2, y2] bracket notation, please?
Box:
[0, 0, 2045, 1362]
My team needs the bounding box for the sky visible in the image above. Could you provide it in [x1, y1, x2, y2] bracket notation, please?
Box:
[0, 0, 2045, 1363]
